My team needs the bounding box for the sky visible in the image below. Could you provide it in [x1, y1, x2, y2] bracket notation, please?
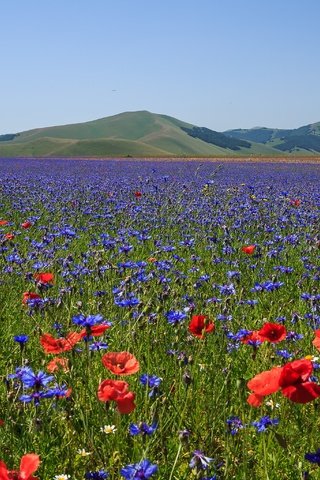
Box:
[1, 0, 320, 133]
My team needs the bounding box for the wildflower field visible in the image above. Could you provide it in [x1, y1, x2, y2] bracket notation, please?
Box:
[0, 158, 320, 480]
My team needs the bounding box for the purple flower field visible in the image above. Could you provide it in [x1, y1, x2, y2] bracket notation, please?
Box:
[0, 158, 320, 479]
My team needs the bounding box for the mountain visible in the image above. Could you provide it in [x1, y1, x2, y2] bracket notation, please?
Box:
[224, 122, 320, 154]
[0, 111, 319, 157]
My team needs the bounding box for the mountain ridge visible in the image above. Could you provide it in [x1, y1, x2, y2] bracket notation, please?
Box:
[1, 111, 320, 157]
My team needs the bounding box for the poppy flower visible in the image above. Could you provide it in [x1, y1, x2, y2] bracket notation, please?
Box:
[247, 366, 283, 397]
[98, 379, 136, 414]
[257, 322, 287, 343]
[21, 221, 32, 229]
[0, 453, 40, 480]
[290, 199, 301, 207]
[80, 324, 110, 338]
[241, 330, 263, 344]
[102, 352, 140, 375]
[241, 245, 255, 254]
[22, 292, 41, 305]
[47, 357, 69, 373]
[4, 233, 14, 241]
[40, 331, 83, 354]
[312, 330, 320, 350]
[34, 272, 54, 284]
[247, 392, 265, 407]
[188, 315, 215, 339]
[247, 359, 320, 406]
[98, 379, 129, 402]
[134, 191, 142, 198]
[116, 391, 136, 414]
[0, 220, 8, 226]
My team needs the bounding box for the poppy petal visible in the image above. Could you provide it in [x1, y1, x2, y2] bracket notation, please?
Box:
[19, 454, 40, 479]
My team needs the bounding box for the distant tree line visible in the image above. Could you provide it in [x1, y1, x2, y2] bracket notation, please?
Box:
[0, 134, 18, 142]
[275, 135, 320, 153]
[181, 126, 251, 150]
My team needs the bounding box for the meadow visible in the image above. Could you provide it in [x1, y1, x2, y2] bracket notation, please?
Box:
[0, 158, 319, 480]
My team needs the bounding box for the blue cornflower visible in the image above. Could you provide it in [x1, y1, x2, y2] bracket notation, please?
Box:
[251, 416, 279, 433]
[84, 470, 109, 479]
[217, 284, 236, 296]
[189, 450, 213, 470]
[120, 459, 158, 479]
[20, 369, 54, 389]
[226, 416, 245, 435]
[305, 448, 320, 465]
[14, 335, 29, 344]
[129, 421, 158, 436]
[89, 342, 108, 351]
[165, 310, 187, 325]
[140, 374, 162, 397]
[72, 314, 104, 327]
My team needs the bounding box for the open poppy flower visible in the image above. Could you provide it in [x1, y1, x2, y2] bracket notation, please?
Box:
[188, 315, 215, 339]
[22, 292, 41, 305]
[257, 322, 287, 343]
[80, 324, 110, 338]
[98, 379, 136, 413]
[134, 191, 142, 198]
[21, 221, 32, 229]
[290, 199, 301, 207]
[102, 351, 140, 375]
[34, 272, 54, 284]
[0, 220, 8, 226]
[312, 330, 320, 350]
[247, 359, 320, 406]
[46, 357, 69, 373]
[0, 453, 40, 480]
[241, 245, 255, 254]
[4, 233, 14, 241]
[40, 331, 83, 354]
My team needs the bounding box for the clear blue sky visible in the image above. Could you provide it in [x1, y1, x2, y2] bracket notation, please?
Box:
[1, 0, 320, 133]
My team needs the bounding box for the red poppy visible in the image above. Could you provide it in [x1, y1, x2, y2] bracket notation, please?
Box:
[102, 351, 140, 375]
[4, 233, 14, 240]
[247, 392, 265, 407]
[21, 221, 32, 229]
[0, 453, 40, 480]
[80, 324, 110, 338]
[134, 191, 142, 198]
[312, 330, 320, 350]
[22, 292, 41, 305]
[290, 199, 301, 207]
[278, 359, 313, 389]
[257, 322, 287, 343]
[247, 366, 283, 396]
[241, 330, 263, 344]
[47, 357, 69, 373]
[116, 391, 136, 414]
[247, 359, 320, 406]
[34, 272, 54, 284]
[97, 379, 136, 414]
[188, 315, 215, 339]
[98, 379, 129, 402]
[0, 220, 8, 226]
[40, 331, 83, 354]
[241, 245, 255, 254]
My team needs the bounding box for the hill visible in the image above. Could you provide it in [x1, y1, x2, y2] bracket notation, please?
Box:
[0, 111, 319, 157]
[225, 122, 320, 154]
[0, 111, 279, 157]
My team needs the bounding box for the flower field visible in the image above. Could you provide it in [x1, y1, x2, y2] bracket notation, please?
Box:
[0, 158, 320, 479]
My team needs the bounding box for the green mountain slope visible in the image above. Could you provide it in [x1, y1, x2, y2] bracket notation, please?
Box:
[225, 122, 320, 154]
[0, 111, 319, 157]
